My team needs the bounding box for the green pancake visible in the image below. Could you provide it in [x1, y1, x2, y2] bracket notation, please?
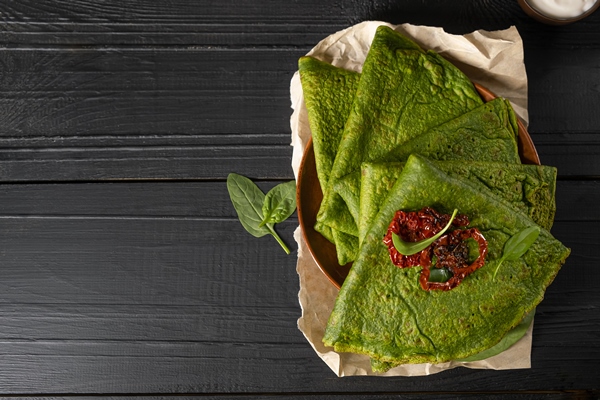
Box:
[359, 157, 556, 372]
[331, 229, 359, 266]
[318, 26, 483, 237]
[298, 56, 360, 192]
[358, 160, 557, 244]
[394, 97, 519, 162]
[371, 308, 536, 371]
[333, 171, 362, 225]
[298, 56, 361, 263]
[334, 97, 521, 237]
[322, 155, 570, 370]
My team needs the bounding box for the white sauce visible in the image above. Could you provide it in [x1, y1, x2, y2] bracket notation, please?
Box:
[527, 0, 597, 18]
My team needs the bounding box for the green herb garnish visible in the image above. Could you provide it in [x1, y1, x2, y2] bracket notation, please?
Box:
[260, 180, 297, 227]
[227, 173, 296, 254]
[493, 225, 541, 280]
[429, 267, 453, 283]
[392, 209, 458, 256]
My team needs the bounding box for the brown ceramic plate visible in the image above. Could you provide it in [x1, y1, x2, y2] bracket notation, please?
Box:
[297, 83, 540, 289]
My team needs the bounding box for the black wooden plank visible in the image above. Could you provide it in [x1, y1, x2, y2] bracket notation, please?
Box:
[0, 396, 590, 400]
[0, 181, 276, 217]
[0, 94, 290, 135]
[0, 395, 590, 400]
[526, 49, 600, 135]
[1, 0, 599, 49]
[0, 49, 297, 137]
[0, 348, 596, 393]
[0, 0, 350, 27]
[0, 180, 593, 220]
[0, 218, 300, 307]
[554, 180, 600, 220]
[0, 145, 295, 181]
[0, 50, 298, 95]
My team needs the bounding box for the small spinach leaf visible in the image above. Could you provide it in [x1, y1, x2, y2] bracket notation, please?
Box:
[227, 173, 270, 238]
[429, 267, 453, 283]
[227, 173, 294, 254]
[260, 180, 297, 226]
[392, 209, 458, 256]
[493, 225, 541, 280]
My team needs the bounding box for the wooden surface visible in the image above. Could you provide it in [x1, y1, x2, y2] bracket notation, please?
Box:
[0, 0, 599, 398]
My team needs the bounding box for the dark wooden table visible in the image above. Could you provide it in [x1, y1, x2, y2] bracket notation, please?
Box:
[0, 0, 598, 398]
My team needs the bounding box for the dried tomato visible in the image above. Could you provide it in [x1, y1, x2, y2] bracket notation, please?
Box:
[419, 228, 488, 291]
[383, 207, 488, 291]
[383, 207, 469, 268]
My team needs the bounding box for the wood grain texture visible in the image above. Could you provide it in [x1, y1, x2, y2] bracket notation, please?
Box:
[0, 181, 596, 393]
[0, 0, 598, 395]
[0, 0, 597, 46]
[0, 218, 596, 392]
[0, 396, 591, 400]
[0, 1, 598, 181]
[0, 180, 592, 219]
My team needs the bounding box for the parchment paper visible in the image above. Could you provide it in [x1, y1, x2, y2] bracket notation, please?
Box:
[290, 21, 532, 377]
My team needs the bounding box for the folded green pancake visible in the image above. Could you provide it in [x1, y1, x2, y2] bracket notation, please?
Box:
[298, 56, 361, 264]
[358, 160, 557, 244]
[334, 96, 521, 236]
[370, 308, 536, 372]
[299, 56, 360, 192]
[330, 229, 358, 266]
[317, 25, 483, 238]
[355, 158, 556, 370]
[322, 155, 570, 369]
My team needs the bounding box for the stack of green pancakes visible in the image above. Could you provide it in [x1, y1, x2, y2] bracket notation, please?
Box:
[298, 26, 570, 371]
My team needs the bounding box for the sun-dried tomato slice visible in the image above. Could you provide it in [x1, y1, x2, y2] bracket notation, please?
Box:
[419, 228, 488, 291]
[383, 207, 469, 268]
[383, 207, 487, 291]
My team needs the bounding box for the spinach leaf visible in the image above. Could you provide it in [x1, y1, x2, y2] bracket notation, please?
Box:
[260, 180, 297, 227]
[392, 209, 458, 256]
[227, 173, 270, 238]
[227, 173, 295, 254]
[493, 225, 541, 280]
[429, 267, 453, 283]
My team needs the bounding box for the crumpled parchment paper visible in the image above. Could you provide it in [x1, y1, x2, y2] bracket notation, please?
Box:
[290, 21, 533, 377]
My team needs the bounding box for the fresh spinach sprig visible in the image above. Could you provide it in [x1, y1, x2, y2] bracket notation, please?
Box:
[227, 173, 296, 254]
[392, 209, 458, 256]
[493, 225, 541, 280]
